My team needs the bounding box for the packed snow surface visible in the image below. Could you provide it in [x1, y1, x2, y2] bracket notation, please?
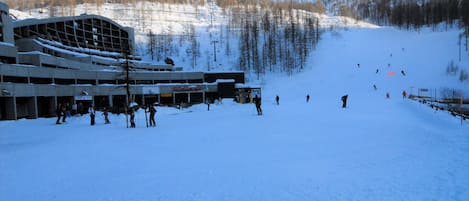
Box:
[1, 26, 469, 201]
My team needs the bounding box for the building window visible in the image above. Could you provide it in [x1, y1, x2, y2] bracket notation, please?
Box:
[0, 27, 3, 42]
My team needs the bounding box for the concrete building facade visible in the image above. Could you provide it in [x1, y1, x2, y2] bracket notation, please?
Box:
[0, 2, 244, 120]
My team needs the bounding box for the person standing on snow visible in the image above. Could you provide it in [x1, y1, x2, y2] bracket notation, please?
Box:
[254, 95, 262, 115]
[149, 105, 157, 127]
[306, 94, 310, 102]
[341, 95, 348, 108]
[275, 95, 280, 105]
[402, 90, 407, 99]
[89, 106, 96, 126]
[61, 103, 67, 123]
[55, 104, 63, 125]
[130, 109, 136, 128]
[103, 107, 110, 124]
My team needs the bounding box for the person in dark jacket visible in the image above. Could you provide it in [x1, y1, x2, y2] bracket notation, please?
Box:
[60, 104, 67, 123]
[341, 95, 348, 108]
[55, 104, 63, 124]
[306, 94, 310, 102]
[130, 109, 136, 128]
[149, 105, 157, 127]
[254, 95, 262, 115]
[103, 107, 110, 124]
[275, 95, 280, 105]
[89, 106, 96, 126]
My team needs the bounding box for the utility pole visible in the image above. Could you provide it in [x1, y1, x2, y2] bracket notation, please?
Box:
[459, 33, 462, 62]
[125, 53, 130, 128]
[212, 40, 218, 62]
[460, 90, 464, 125]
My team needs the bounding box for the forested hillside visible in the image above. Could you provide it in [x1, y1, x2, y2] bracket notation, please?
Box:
[3, 0, 468, 78]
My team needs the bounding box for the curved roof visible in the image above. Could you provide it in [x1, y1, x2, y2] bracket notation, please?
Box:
[13, 14, 135, 56]
[13, 14, 130, 31]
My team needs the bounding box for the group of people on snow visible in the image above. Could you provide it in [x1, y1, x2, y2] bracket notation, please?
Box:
[55, 103, 158, 128]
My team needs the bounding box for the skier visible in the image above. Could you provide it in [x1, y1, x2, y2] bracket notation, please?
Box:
[254, 95, 262, 115]
[130, 109, 136, 128]
[275, 95, 280, 105]
[149, 105, 157, 127]
[373, 84, 377, 90]
[103, 107, 110, 124]
[61, 104, 67, 123]
[402, 90, 407, 99]
[386, 92, 390, 99]
[306, 94, 310, 102]
[206, 98, 210, 111]
[55, 104, 63, 124]
[89, 106, 96, 126]
[376, 69, 379, 74]
[401, 70, 406, 76]
[341, 95, 348, 108]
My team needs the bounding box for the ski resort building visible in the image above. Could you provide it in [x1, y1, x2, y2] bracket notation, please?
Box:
[0, 2, 245, 120]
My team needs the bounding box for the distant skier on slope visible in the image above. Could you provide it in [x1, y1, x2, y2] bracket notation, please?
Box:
[341, 95, 348, 108]
[306, 94, 310, 102]
[275, 95, 280, 105]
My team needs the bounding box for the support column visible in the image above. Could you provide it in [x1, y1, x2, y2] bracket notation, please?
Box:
[188, 93, 191, 104]
[108, 95, 113, 107]
[54, 96, 58, 108]
[33, 96, 38, 119]
[158, 94, 161, 104]
[173, 93, 176, 105]
[13, 96, 17, 120]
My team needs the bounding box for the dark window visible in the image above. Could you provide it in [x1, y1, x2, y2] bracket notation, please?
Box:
[55, 78, 75, 85]
[30, 77, 53, 84]
[2, 76, 28, 83]
[98, 80, 115, 84]
[188, 79, 203, 83]
[77, 79, 96, 85]
[136, 80, 153, 84]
